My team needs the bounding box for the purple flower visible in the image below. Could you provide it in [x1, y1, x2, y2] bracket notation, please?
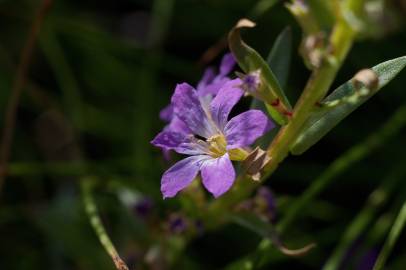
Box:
[133, 197, 153, 218]
[240, 70, 261, 95]
[159, 53, 236, 124]
[255, 187, 277, 223]
[196, 52, 236, 98]
[167, 214, 188, 234]
[151, 80, 274, 198]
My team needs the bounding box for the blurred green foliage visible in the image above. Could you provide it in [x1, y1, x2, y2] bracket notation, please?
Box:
[0, 0, 405, 269]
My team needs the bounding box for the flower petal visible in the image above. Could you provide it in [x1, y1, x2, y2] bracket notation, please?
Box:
[171, 83, 215, 138]
[196, 67, 216, 91]
[151, 131, 186, 150]
[161, 156, 207, 198]
[225, 110, 274, 149]
[175, 140, 209, 155]
[167, 116, 191, 135]
[209, 79, 243, 130]
[159, 104, 174, 122]
[197, 77, 231, 98]
[219, 53, 236, 76]
[200, 154, 235, 198]
[151, 130, 209, 155]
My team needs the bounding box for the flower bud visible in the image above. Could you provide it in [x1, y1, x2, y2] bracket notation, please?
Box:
[237, 70, 262, 98]
[300, 33, 326, 69]
[133, 197, 153, 218]
[242, 147, 271, 181]
[167, 213, 188, 234]
[352, 69, 379, 92]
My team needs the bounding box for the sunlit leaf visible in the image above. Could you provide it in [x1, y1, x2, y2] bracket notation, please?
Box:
[291, 56, 406, 155]
[228, 19, 292, 125]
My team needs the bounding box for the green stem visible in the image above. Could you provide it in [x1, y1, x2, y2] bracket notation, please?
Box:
[81, 178, 129, 270]
[208, 0, 361, 225]
[264, 16, 355, 175]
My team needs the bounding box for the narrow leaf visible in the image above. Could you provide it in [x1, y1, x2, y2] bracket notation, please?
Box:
[373, 200, 406, 270]
[291, 56, 406, 155]
[323, 162, 406, 270]
[266, 27, 292, 89]
[248, 0, 279, 19]
[228, 19, 292, 125]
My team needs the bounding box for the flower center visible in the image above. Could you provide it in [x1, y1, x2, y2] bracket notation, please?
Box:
[207, 134, 227, 157]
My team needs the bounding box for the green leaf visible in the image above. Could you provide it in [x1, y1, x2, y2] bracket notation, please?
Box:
[228, 19, 292, 125]
[248, 0, 280, 19]
[266, 27, 292, 89]
[291, 56, 406, 155]
[230, 213, 316, 258]
[230, 213, 271, 238]
[252, 27, 292, 147]
[373, 200, 406, 270]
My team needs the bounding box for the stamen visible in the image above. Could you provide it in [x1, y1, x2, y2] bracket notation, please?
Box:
[207, 134, 227, 157]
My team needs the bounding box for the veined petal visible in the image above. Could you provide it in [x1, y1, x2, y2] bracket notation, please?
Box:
[167, 116, 191, 135]
[171, 83, 215, 138]
[197, 67, 216, 91]
[219, 53, 236, 76]
[151, 131, 186, 150]
[201, 153, 236, 198]
[198, 77, 232, 98]
[175, 139, 209, 155]
[225, 110, 273, 149]
[161, 155, 207, 198]
[151, 130, 209, 156]
[209, 79, 243, 130]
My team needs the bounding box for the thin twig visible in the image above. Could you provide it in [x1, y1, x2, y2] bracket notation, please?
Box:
[0, 0, 52, 192]
[81, 178, 129, 270]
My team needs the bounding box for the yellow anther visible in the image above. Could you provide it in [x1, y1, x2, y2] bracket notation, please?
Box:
[207, 134, 227, 157]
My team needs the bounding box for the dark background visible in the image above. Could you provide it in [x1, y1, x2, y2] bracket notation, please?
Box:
[0, 0, 405, 269]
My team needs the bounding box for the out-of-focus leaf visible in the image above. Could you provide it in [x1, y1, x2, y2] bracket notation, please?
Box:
[248, 0, 279, 19]
[230, 213, 315, 257]
[266, 27, 292, 89]
[37, 194, 113, 270]
[39, 26, 84, 128]
[323, 161, 406, 270]
[252, 27, 292, 147]
[230, 213, 270, 238]
[291, 56, 406, 155]
[373, 200, 406, 270]
[228, 19, 292, 125]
